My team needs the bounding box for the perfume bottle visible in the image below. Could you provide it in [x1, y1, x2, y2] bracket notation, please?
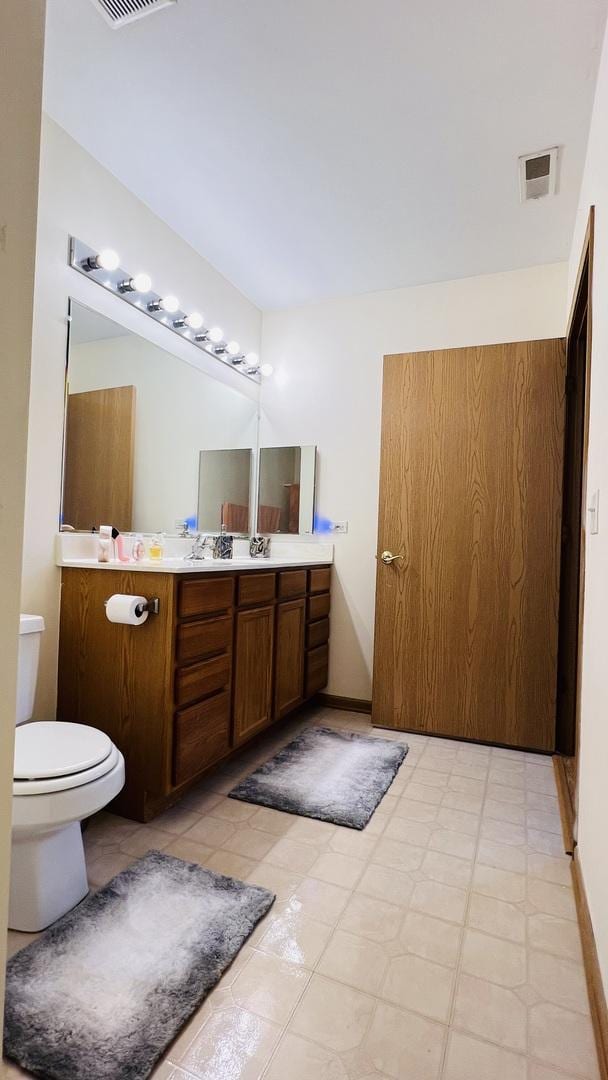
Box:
[132, 534, 145, 562]
[148, 533, 164, 560]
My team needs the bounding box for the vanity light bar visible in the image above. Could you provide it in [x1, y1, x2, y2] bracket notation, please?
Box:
[68, 237, 265, 383]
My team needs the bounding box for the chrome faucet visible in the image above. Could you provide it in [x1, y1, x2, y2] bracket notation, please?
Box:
[188, 533, 213, 560]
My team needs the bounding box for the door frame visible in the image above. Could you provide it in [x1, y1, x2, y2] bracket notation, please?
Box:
[554, 206, 595, 849]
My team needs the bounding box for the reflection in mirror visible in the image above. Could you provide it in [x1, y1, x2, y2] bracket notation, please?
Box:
[198, 449, 252, 534]
[257, 445, 316, 534]
[62, 301, 258, 533]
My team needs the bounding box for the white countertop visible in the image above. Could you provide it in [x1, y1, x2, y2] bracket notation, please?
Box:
[59, 555, 331, 573]
[56, 533, 333, 573]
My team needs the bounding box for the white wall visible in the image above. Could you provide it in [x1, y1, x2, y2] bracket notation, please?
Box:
[566, 16, 608, 994]
[69, 332, 258, 534]
[24, 117, 262, 718]
[260, 262, 568, 700]
[0, 0, 45, 1034]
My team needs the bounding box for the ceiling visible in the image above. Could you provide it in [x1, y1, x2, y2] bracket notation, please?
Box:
[44, 0, 606, 310]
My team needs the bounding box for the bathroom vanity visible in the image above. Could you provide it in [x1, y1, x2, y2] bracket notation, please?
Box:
[57, 559, 331, 821]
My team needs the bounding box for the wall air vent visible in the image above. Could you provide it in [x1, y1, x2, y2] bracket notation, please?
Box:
[88, 0, 177, 29]
[519, 147, 559, 202]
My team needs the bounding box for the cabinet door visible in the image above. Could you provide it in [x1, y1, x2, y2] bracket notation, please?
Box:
[275, 598, 306, 719]
[233, 605, 275, 746]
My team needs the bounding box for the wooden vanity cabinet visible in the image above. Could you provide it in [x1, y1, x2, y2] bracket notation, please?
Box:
[58, 563, 331, 821]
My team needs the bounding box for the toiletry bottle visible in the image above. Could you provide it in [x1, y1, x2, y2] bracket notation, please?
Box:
[113, 528, 130, 563]
[149, 533, 164, 560]
[132, 534, 145, 562]
[213, 523, 234, 559]
[98, 524, 112, 563]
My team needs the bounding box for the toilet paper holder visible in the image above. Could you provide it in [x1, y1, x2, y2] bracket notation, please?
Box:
[104, 597, 160, 617]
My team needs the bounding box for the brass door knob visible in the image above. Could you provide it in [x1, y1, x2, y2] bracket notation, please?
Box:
[379, 550, 404, 565]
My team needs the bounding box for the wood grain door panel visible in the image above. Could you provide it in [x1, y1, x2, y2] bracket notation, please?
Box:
[176, 615, 232, 665]
[233, 605, 275, 746]
[178, 576, 234, 619]
[309, 567, 332, 594]
[278, 570, 307, 599]
[305, 643, 329, 698]
[238, 572, 276, 607]
[173, 691, 231, 786]
[372, 339, 565, 751]
[174, 653, 232, 708]
[275, 598, 306, 718]
[308, 593, 330, 621]
[63, 386, 135, 532]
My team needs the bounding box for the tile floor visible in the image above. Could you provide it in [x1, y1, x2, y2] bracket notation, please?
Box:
[4, 706, 600, 1080]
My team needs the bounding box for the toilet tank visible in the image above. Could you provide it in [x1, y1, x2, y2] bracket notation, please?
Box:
[17, 615, 45, 725]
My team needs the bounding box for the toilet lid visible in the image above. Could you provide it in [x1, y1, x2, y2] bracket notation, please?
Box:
[14, 722, 113, 780]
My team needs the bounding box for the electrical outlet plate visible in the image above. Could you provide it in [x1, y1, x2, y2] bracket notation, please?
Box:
[332, 521, 348, 534]
[588, 489, 600, 535]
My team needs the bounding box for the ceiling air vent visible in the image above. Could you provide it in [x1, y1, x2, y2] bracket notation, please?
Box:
[519, 147, 559, 202]
[89, 0, 177, 29]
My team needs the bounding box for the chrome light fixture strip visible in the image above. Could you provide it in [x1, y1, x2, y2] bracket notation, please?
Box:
[68, 237, 261, 383]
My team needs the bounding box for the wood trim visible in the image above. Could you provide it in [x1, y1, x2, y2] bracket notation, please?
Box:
[555, 205, 595, 814]
[552, 755, 575, 855]
[317, 693, 372, 714]
[571, 848, 608, 1080]
[567, 206, 595, 340]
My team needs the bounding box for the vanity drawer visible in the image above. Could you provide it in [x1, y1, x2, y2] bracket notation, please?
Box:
[238, 572, 276, 607]
[178, 576, 234, 619]
[278, 570, 307, 599]
[307, 616, 329, 650]
[305, 643, 329, 697]
[175, 652, 231, 707]
[308, 592, 330, 622]
[173, 690, 231, 786]
[309, 567, 331, 594]
[176, 615, 232, 665]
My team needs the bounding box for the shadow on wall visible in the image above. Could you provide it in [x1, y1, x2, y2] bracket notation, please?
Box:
[327, 570, 373, 703]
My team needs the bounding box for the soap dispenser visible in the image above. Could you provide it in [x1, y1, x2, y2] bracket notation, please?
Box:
[213, 524, 234, 560]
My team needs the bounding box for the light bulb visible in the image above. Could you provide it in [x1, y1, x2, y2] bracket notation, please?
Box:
[245, 352, 259, 369]
[97, 248, 120, 271]
[260, 363, 274, 377]
[208, 326, 223, 344]
[159, 295, 179, 314]
[132, 272, 152, 293]
[185, 312, 205, 330]
[226, 340, 240, 356]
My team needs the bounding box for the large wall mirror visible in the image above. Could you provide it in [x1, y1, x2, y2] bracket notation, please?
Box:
[62, 301, 258, 534]
[257, 445, 316, 534]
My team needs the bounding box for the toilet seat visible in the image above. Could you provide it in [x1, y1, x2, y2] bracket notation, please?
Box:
[13, 722, 118, 796]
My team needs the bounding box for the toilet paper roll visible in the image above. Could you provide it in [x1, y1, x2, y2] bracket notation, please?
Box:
[105, 594, 149, 626]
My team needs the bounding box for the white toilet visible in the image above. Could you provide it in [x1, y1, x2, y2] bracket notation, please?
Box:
[10, 615, 125, 932]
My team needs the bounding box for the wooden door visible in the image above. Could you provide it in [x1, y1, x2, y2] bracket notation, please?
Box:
[372, 339, 565, 751]
[233, 605, 274, 746]
[275, 597, 306, 718]
[63, 385, 135, 531]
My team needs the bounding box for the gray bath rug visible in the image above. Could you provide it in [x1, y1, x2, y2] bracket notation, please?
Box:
[3, 850, 274, 1080]
[229, 725, 408, 829]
